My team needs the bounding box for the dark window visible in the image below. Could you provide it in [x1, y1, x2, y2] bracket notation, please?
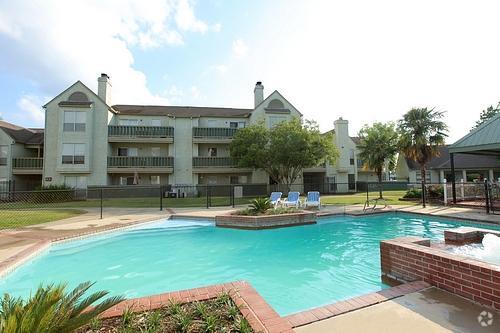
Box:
[348, 174, 355, 190]
[229, 122, 238, 128]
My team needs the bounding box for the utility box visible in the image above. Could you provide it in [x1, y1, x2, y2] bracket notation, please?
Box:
[234, 186, 243, 198]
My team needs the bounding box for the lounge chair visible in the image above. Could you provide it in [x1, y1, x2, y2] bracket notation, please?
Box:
[269, 191, 282, 207]
[305, 191, 321, 209]
[282, 191, 301, 208]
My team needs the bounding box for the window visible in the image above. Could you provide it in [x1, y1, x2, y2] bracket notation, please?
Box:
[0, 145, 7, 166]
[150, 119, 161, 126]
[348, 174, 356, 190]
[63, 111, 86, 132]
[117, 147, 138, 157]
[268, 99, 285, 109]
[120, 176, 135, 185]
[64, 176, 87, 189]
[349, 150, 355, 165]
[208, 147, 217, 157]
[207, 120, 217, 128]
[416, 170, 431, 182]
[151, 147, 161, 157]
[230, 176, 239, 184]
[119, 119, 139, 126]
[62, 144, 85, 164]
[150, 175, 160, 185]
[356, 158, 364, 168]
[269, 116, 287, 128]
[229, 121, 246, 129]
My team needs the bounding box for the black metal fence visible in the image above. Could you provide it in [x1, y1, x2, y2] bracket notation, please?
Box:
[0, 180, 497, 230]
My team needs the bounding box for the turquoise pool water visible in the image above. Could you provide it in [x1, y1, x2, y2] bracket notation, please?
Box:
[1, 213, 499, 315]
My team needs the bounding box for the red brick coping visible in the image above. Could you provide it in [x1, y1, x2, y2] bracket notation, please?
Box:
[100, 281, 293, 333]
[284, 280, 429, 328]
[215, 212, 316, 229]
[381, 236, 500, 310]
[444, 226, 500, 245]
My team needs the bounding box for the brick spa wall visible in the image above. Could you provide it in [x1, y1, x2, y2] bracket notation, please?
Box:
[381, 236, 500, 310]
[215, 212, 316, 229]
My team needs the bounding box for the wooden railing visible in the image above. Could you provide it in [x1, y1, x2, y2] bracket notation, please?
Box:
[192, 127, 238, 139]
[108, 125, 174, 138]
[192, 157, 235, 167]
[107, 156, 174, 168]
[12, 157, 43, 169]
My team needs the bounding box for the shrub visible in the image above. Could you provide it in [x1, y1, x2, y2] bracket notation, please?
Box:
[403, 188, 422, 199]
[249, 197, 271, 214]
[427, 185, 444, 198]
[0, 281, 124, 333]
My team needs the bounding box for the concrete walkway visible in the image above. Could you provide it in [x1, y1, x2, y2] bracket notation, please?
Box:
[295, 287, 500, 333]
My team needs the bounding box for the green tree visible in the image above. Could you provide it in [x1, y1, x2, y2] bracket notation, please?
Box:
[0, 281, 124, 332]
[473, 103, 500, 129]
[357, 122, 399, 198]
[398, 108, 448, 189]
[230, 119, 338, 188]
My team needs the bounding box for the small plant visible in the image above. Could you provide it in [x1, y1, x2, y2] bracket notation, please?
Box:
[227, 304, 239, 320]
[88, 317, 102, 331]
[173, 309, 193, 333]
[249, 197, 272, 214]
[216, 292, 232, 306]
[194, 301, 209, 319]
[141, 310, 163, 333]
[235, 317, 253, 333]
[0, 281, 123, 333]
[202, 314, 218, 333]
[167, 299, 182, 316]
[121, 306, 136, 327]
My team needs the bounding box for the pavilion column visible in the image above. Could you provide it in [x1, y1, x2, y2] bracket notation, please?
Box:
[450, 153, 457, 204]
[489, 169, 494, 181]
[462, 170, 467, 182]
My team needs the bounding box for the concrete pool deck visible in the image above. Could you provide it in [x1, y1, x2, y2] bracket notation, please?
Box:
[295, 287, 500, 333]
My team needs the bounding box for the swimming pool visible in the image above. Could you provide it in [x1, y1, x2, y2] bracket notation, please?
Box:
[1, 213, 499, 315]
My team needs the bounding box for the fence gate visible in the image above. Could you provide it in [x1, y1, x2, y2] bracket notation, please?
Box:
[489, 182, 500, 215]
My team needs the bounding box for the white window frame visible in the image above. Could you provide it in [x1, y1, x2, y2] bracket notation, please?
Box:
[0, 145, 7, 166]
[150, 175, 160, 185]
[62, 143, 85, 164]
[63, 111, 86, 132]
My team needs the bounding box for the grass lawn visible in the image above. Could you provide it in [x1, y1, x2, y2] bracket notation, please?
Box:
[0, 209, 85, 228]
[322, 190, 410, 205]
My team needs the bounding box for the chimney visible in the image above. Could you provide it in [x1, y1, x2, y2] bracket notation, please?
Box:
[334, 117, 350, 170]
[97, 73, 112, 105]
[254, 81, 264, 107]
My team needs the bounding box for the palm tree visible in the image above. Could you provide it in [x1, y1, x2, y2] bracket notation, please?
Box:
[0, 281, 124, 332]
[398, 108, 448, 193]
[357, 122, 399, 199]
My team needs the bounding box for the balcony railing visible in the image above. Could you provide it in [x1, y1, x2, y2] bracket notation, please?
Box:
[193, 156, 235, 168]
[193, 127, 238, 139]
[108, 125, 174, 138]
[12, 157, 43, 169]
[108, 156, 174, 168]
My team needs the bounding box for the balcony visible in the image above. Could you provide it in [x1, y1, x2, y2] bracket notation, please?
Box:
[192, 156, 250, 173]
[107, 156, 174, 173]
[12, 157, 43, 174]
[108, 125, 174, 143]
[192, 127, 238, 143]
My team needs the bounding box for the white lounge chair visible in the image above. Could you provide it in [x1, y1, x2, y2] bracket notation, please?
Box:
[305, 191, 321, 209]
[282, 191, 301, 208]
[269, 191, 282, 208]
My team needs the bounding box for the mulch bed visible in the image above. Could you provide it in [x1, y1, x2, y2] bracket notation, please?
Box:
[77, 293, 254, 333]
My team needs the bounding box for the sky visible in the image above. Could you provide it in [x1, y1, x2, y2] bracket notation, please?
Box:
[1, 0, 500, 142]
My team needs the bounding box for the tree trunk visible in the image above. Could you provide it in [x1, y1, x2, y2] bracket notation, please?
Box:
[377, 170, 383, 199]
[420, 165, 427, 188]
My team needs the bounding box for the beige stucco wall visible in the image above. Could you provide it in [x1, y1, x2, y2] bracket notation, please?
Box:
[43, 81, 111, 188]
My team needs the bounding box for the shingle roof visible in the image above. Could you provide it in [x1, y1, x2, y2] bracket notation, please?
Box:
[112, 105, 252, 118]
[449, 112, 500, 154]
[0, 121, 44, 144]
[404, 146, 500, 170]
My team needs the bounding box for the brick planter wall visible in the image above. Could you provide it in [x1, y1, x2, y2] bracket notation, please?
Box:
[215, 212, 316, 229]
[381, 236, 500, 310]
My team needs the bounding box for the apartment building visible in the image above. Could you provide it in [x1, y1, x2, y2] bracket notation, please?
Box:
[0, 121, 44, 191]
[1, 74, 377, 190]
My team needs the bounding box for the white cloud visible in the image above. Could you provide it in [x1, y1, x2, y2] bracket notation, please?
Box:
[0, 0, 210, 126]
[232, 39, 248, 58]
[16, 95, 47, 126]
[175, 0, 207, 33]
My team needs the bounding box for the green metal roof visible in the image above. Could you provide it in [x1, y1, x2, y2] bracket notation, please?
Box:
[449, 112, 500, 155]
